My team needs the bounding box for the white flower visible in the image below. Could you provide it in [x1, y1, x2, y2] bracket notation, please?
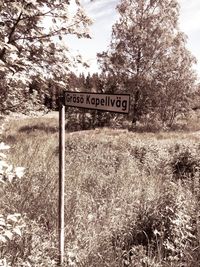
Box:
[0, 160, 9, 173]
[15, 167, 25, 178]
[88, 213, 95, 222]
[0, 142, 10, 150]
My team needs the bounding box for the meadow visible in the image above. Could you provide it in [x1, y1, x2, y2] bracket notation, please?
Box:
[1, 113, 200, 266]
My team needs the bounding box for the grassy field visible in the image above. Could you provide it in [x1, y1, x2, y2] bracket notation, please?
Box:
[1, 114, 200, 266]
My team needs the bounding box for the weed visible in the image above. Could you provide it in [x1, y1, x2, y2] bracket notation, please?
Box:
[1, 116, 200, 266]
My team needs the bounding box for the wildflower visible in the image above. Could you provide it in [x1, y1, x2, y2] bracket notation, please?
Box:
[88, 213, 95, 222]
[0, 143, 10, 150]
[15, 167, 25, 179]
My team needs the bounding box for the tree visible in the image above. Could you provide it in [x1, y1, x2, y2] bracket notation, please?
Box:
[98, 0, 197, 128]
[83, 73, 92, 90]
[0, 0, 92, 112]
[191, 82, 200, 111]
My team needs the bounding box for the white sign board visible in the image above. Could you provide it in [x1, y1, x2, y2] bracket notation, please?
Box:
[64, 91, 130, 114]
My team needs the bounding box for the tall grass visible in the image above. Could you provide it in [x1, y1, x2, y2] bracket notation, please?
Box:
[1, 116, 200, 266]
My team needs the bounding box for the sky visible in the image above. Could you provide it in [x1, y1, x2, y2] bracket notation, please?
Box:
[68, 0, 200, 77]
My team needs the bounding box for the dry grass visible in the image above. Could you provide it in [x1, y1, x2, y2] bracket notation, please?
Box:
[1, 115, 200, 266]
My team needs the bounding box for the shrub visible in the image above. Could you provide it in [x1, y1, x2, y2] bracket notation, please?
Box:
[170, 144, 200, 180]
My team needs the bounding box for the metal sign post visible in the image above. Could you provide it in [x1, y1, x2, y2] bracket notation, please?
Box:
[58, 91, 130, 265]
[58, 99, 65, 266]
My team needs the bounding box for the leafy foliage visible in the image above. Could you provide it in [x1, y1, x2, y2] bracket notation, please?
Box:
[98, 0, 197, 127]
[0, 0, 92, 113]
[0, 118, 26, 267]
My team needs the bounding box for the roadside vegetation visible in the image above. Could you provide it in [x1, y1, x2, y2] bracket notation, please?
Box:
[1, 115, 200, 266]
[1, 0, 200, 266]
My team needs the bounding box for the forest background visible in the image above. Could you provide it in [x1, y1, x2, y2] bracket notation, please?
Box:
[0, 0, 200, 131]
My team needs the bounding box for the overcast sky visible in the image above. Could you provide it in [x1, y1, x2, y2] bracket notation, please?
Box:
[68, 0, 200, 78]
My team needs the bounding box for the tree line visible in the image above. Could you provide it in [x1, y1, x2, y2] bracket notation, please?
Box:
[0, 0, 199, 130]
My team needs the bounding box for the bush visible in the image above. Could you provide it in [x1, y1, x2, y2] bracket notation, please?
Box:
[170, 144, 200, 181]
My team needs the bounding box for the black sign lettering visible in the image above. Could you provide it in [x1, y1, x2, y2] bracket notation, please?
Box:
[64, 92, 130, 114]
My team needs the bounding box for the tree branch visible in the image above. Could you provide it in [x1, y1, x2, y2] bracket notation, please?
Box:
[13, 19, 86, 42]
[0, 11, 23, 61]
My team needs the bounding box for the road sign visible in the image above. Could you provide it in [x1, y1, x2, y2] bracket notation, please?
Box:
[58, 91, 130, 265]
[64, 91, 130, 114]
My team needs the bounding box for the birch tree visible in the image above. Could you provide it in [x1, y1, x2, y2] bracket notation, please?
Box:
[98, 0, 196, 127]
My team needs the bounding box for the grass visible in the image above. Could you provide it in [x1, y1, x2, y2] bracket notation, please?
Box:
[1, 114, 200, 266]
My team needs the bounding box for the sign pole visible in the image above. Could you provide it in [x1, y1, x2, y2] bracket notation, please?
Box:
[57, 91, 130, 265]
[58, 97, 65, 266]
